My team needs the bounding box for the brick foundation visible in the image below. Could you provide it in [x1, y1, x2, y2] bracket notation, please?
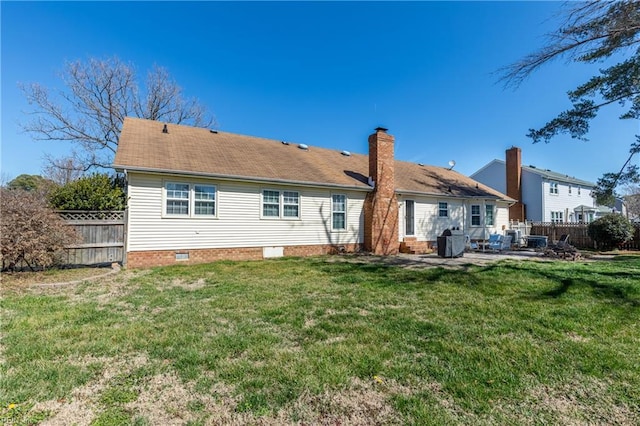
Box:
[126, 243, 363, 268]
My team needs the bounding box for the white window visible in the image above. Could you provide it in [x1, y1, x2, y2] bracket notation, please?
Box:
[262, 190, 280, 217]
[471, 205, 481, 226]
[332, 194, 346, 231]
[550, 182, 559, 194]
[438, 202, 448, 218]
[578, 187, 581, 196]
[166, 183, 190, 215]
[194, 185, 216, 215]
[485, 204, 495, 226]
[262, 189, 300, 219]
[568, 185, 572, 195]
[283, 191, 299, 218]
[551, 211, 564, 223]
[165, 182, 216, 217]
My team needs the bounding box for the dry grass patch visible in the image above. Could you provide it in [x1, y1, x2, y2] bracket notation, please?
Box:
[1, 266, 114, 289]
[32, 354, 150, 426]
[496, 376, 640, 425]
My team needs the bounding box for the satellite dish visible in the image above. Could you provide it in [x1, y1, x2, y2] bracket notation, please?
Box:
[448, 160, 456, 170]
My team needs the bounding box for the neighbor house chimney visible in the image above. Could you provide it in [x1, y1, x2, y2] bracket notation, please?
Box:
[506, 146, 525, 221]
[364, 127, 399, 255]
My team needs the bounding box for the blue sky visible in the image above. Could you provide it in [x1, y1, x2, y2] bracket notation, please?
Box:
[2, 1, 638, 184]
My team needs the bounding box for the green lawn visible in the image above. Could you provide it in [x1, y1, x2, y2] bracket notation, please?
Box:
[1, 256, 639, 425]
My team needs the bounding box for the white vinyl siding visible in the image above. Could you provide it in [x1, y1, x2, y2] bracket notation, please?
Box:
[542, 180, 596, 222]
[400, 197, 509, 242]
[400, 196, 466, 241]
[127, 173, 365, 251]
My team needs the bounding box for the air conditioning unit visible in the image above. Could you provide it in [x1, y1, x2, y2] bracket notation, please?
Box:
[506, 230, 522, 247]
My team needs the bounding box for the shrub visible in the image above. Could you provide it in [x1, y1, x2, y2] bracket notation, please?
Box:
[587, 214, 635, 250]
[1, 189, 80, 271]
[48, 173, 125, 211]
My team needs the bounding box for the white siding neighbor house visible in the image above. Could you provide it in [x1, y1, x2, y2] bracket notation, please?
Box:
[114, 118, 514, 267]
[471, 147, 618, 223]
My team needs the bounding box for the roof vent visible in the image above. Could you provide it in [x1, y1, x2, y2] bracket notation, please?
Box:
[281, 141, 290, 145]
[418, 163, 424, 166]
[162, 123, 168, 134]
[530, 165, 536, 168]
[298, 143, 309, 150]
[210, 129, 218, 134]
[341, 150, 351, 156]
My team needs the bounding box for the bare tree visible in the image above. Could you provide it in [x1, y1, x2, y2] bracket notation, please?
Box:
[42, 155, 86, 185]
[21, 56, 214, 171]
[500, 1, 640, 205]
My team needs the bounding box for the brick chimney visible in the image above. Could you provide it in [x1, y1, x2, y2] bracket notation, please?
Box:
[364, 127, 399, 255]
[506, 146, 525, 221]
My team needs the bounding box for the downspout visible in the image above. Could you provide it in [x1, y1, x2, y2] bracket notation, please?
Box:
[483, 198, 487, 249]
[123, 169, 129, 267]
[541, 178, 546, 222]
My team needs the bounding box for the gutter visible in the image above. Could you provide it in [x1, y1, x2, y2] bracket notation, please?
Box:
[113, 165, 517, 202]
[396, 189, 515, 204]
[112, 165, 373, 192]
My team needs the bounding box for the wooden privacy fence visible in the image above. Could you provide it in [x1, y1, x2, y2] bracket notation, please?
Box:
[529, 222, 640, 250]
[59, 211, 126, 265]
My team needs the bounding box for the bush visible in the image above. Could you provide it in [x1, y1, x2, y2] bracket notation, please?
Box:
[1, 189, 80, 271]
[587, 214, 635, 250]
[48, 173, 125, 211]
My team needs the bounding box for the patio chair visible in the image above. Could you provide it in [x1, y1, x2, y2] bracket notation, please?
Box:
[488, 234, 512, 252]
[487, 234, 503, 251]
[465, 235, 479, 251]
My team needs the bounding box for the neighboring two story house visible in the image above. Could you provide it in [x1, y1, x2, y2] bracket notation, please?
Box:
[114, 118, 514, 268]
[471, 147, 600, 223]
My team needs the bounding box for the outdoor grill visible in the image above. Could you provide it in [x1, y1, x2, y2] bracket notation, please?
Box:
[437, 228, 465, 258]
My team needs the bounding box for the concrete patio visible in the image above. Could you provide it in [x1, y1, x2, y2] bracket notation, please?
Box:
[332, 249, 603, 270]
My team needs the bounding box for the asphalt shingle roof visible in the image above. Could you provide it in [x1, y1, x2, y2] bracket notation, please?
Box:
[114, 117, 513, 201]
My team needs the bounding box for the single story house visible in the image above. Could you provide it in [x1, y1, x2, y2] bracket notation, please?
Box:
[114, 117, 514, 267]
